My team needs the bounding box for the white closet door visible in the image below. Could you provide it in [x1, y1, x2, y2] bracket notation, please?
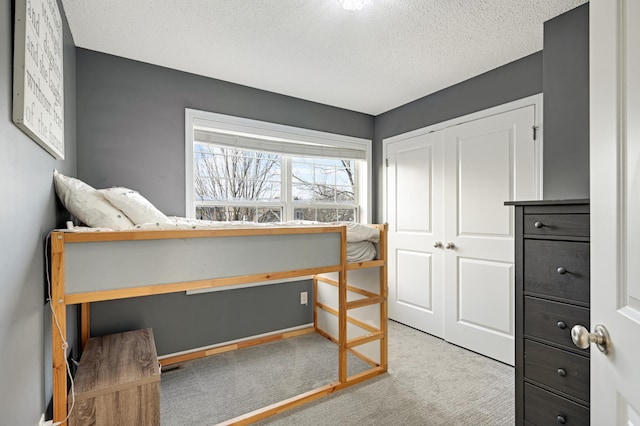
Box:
[443, 105, 537, 366]
[387, 131, 445, 337]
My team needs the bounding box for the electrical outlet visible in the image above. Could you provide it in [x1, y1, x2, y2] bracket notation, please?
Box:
[300, 291, 308, 305]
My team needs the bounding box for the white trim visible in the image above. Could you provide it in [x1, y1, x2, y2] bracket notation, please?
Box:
[157, 323, 314, 361]
[185, 109, 196, 218]
[189, 109, 370, 151]
[382, 94, 544, 223]
[185, 109, 373, 222]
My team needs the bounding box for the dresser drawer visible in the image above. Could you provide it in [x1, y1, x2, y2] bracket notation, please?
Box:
[524, 214, 589, 237]
[524, 383, 589, 425]
[524, 240, 590, 303]
[524, 297, 590, 354]
[525, 340, 590, 402]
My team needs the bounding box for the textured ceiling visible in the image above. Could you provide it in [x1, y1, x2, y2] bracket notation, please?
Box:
[60, 0, 587, 115]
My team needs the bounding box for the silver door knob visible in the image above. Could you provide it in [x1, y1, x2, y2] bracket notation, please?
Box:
[571, 324, 610, 354]
[534, 221, 544, 228]
[445, 242, 455, 249]
[434, 241, 443, 248]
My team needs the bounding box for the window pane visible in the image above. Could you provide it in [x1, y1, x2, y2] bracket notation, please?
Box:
[256, 207, 282, 223]
[336, 185, 355, 202]
[335, 160, 355, 185]
[313, 185, 336, 203]
[314, 163, 336, 185]
[196, 206, 226, 221]
[293, 207, 318, 221]
[293, 207, 357, 223]
[195, 144, 281, 203]
[291, 160, 314, 183]
[291, 156, 355, 205]
[317, 208, 338, 222]
[292, 182, 314, 202]
[337, 208, 355, 222]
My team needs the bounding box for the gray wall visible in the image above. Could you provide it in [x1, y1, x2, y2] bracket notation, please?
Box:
[75, 49, 374, 355]
[374, 52, 543, 219]
[91, 281, 314, 355]
[0, 0, 76, 422]
[543, 3, 589, 199]
[76, 49, 374, 217]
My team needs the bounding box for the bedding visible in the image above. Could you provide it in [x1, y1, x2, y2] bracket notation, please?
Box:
[70, 218, 379, 263]
[53, 170, 135, 229]
[53, 171, 379, 262]
[99, 186, 170, 225]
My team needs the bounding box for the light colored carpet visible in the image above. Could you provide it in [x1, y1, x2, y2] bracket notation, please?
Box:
[259, 321, 514, 425]
[161, 321, 514, 425]
[160, 332, 371, 425]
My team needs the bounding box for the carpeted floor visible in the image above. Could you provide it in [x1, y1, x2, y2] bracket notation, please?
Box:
[161, 321, 514, 425]
[160, 331, 372, 424]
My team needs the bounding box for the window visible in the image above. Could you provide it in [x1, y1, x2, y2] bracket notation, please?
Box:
[291, 157, 357, 222]
[186, 109, 371, 223]
[194, 145, 283, 222]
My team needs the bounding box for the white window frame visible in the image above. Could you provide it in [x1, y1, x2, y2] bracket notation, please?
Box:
[185, 109, 373, 223]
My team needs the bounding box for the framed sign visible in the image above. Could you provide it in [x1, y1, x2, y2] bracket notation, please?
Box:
[13, 0, 65, 159]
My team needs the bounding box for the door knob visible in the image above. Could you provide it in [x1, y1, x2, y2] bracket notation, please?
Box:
[534, 221, 544, 228]
[571, 324, 610, 354]
[434, 241, 443, 248]
[445, 242, 455, 249]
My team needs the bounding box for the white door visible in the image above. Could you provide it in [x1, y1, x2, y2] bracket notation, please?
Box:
[385, 97, 541, 365]
[443, 106, 537, 366]
[387, 131, 445, 337]
[589, 0, 640, 422]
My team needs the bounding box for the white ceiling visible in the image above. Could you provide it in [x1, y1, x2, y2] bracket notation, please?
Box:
[60, 0, 587, 116]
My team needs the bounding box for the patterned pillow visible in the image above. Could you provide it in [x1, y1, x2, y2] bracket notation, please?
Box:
[53, 170, 134, 230]
[100, 187, 170, 225]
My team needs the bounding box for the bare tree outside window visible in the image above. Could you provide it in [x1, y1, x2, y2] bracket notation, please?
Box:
[194, 144, 281, 222]
[291, 157, 356, 222]
[194, 144, 358, 223]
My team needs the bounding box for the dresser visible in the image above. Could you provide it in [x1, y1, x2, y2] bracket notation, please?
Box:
[505, 200, 590, 426]
[69, 328, 160, 426]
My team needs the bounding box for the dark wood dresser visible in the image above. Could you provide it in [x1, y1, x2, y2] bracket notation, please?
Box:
[505, 200, 590, 426]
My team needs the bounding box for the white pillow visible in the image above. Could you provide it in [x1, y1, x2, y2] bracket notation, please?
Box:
[53, 170, 135, 230]
[100, 187, 170, 225]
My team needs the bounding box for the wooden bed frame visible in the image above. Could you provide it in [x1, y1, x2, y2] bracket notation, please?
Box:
[50, 224, 387, 425]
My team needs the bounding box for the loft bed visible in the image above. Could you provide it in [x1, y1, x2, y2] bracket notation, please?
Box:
[49, 223, 388, 425]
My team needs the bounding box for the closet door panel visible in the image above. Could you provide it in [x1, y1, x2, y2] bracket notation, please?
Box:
[444, 105, 537, 366]
[387, 132, 444, 337]
[387, 132, 445, 338]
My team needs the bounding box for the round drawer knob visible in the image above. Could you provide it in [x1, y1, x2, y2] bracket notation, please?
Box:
[557, 266, 567, 274]
[557, 415, 567, 424]
[557, 368, 567, 377]
[557, 321, 567, 329]
[534, 221, 544, 228]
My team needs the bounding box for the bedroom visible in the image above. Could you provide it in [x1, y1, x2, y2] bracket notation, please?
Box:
[1, 0, 637, 424]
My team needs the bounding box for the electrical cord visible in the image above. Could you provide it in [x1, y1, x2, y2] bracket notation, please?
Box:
[45, 232, 75, 426]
